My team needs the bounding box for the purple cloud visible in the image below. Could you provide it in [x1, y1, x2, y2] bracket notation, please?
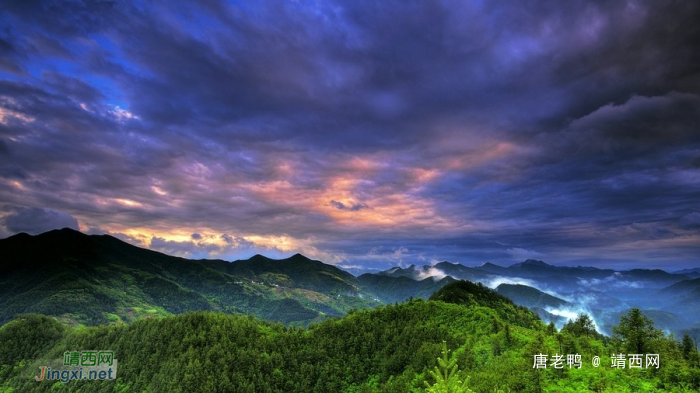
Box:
[1, 0, 699, 270]
[1, 206, 79, 235]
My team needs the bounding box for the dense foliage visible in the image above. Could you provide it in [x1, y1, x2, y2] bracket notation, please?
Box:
[1, 282, 698, 392]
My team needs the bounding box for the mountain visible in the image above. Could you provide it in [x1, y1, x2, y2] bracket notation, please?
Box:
[674, 267, 700, 279]
[619, 269, 690, 286]
[377, 264, 421, 279]
[636, 310, 689, 332]
[377, 261, 493, 282]
[494, 283, 572, 325]
[0, 229, 380, 326]
[429, 280, 541, 328]
[472, 260, 689, 290]
[655, 278, 700, 324]
[201, 253, 359, 294]
[474, 262, 510, 276]
[432, 261, 494, 281]
[357, 274, 455, 303]
[374, 258, 698, 334]
[471, 260, 614, 281]
[495, 283, 569, 310]
[508, 259, 554, 269]
[378, 259, 691, 293]
[659, 277, 700, 297]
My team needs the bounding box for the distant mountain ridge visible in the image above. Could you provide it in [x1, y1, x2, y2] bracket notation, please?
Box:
[673, 267, 700, 279]
[508, 259, 553, 268]
[201, 253, 359, 294]
[375, 259, 690, 288]
[374, 258, 696, 334]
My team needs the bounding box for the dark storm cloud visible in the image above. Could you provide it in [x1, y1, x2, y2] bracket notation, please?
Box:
[1, 0, 699, 269]
[680, 212, 700, 229]
[1, 206, 79, 235]
[0, 139, 9, 155]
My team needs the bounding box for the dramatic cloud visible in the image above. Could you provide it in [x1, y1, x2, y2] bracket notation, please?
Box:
[680, 212, 700, 229]
[0, 206, 79, 235]
[1, 0, 699, 269]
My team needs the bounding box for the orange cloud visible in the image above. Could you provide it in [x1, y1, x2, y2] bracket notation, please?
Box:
[317, 157, 456, 231]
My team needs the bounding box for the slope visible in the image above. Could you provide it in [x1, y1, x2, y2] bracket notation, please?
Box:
[3, 285, 695, 392]
[357, 273, 455, 303]
[0, 229, 379, 326]
[0, 283, 548, 392]
[495, 283, 570, 310]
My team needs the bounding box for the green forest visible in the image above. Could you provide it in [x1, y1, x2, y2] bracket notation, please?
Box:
[1, 281, 698, 392]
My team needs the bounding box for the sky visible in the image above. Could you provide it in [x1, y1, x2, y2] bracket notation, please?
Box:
[1, 0, 699, 271]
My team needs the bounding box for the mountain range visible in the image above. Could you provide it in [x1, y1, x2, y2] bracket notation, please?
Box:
[1, 228, 699, 337]
[374, 259, 700, 335]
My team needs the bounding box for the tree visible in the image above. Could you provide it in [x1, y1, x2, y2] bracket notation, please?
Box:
[562, 314, 596, 337]
[612, 308, 663, 354]
[681, 333, 697, 361]
[424, 341, 474, 393]
[504, 324, 512, 346]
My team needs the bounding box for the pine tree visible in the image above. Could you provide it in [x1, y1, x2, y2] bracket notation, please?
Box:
[681, 333, 697, 361]
[424, 341, 474, 393]
[613, 308, 662, 354]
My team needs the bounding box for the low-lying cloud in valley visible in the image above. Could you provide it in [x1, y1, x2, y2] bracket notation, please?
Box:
[416, 267, 448, 281]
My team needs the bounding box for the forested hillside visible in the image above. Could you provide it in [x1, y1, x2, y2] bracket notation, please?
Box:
[0, 229, 381, 326]
[1, 282, 698, 392]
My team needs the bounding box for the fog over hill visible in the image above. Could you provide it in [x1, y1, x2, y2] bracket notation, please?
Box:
[373, 259, 699, 336]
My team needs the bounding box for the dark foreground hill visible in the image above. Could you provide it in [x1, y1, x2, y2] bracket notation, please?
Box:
[0, 229, 382, 326]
